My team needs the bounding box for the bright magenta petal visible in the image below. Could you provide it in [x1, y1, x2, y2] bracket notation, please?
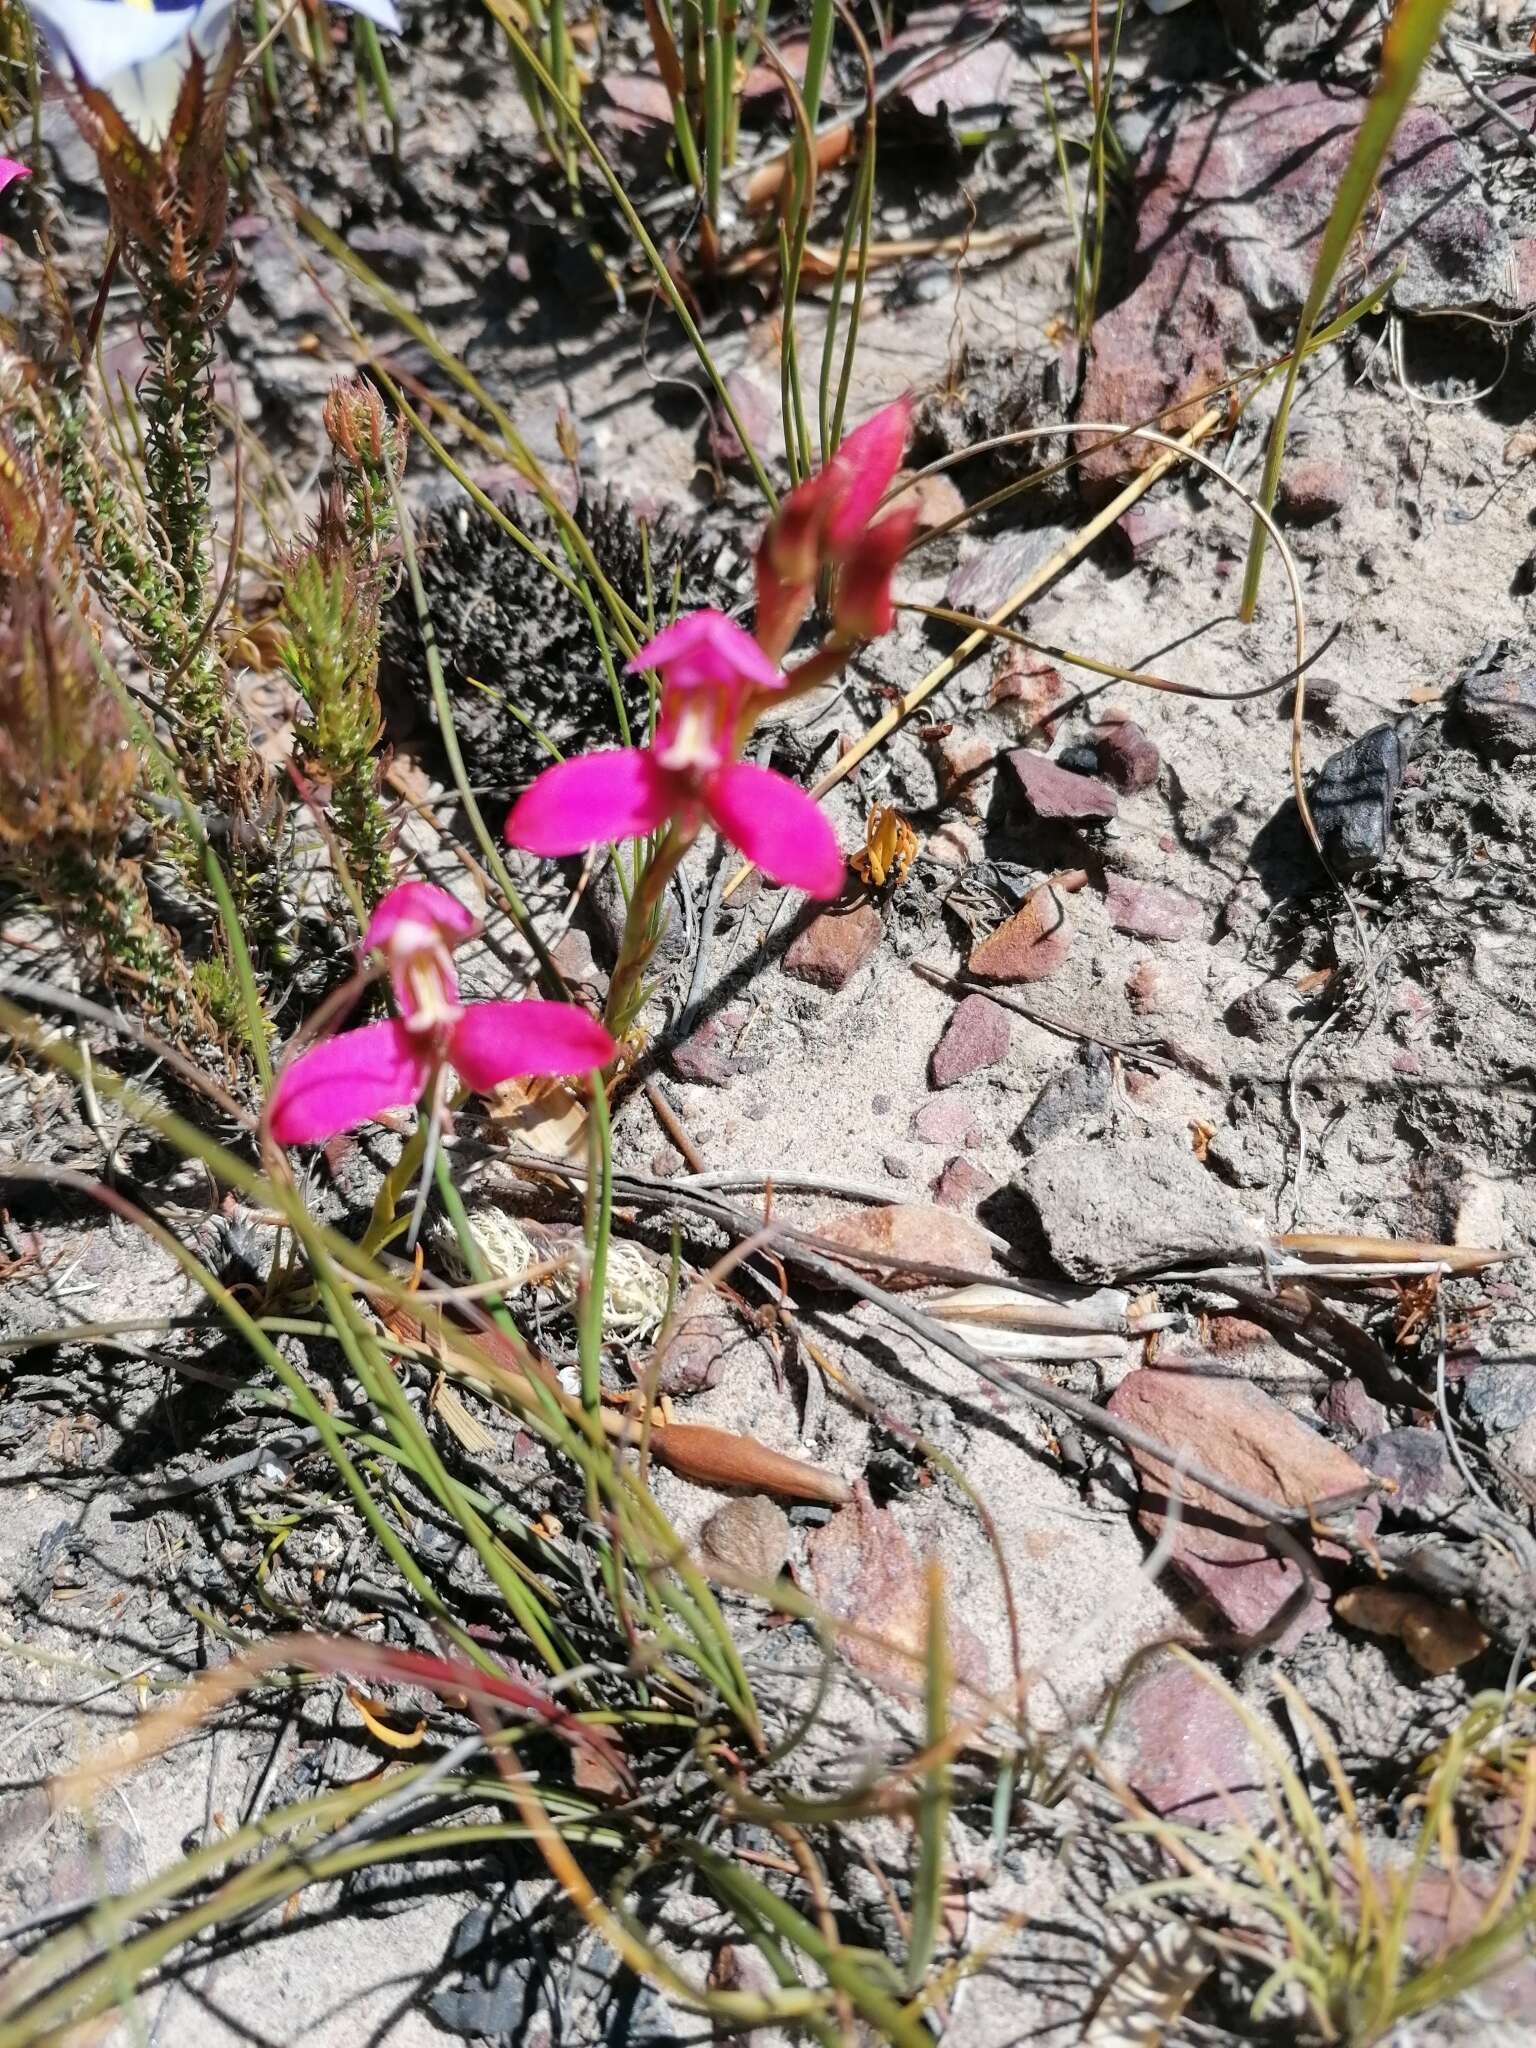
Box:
[0, 158, 29, 198]
[505, 750, 674, 855]
[269, 1020, 431, 1145]
[706, 761, 845, 898]
[824, 398, 912, 554]
[363, 879, 476, 956]
[627, 609, 781, 693]
[449, 1002, 616, 1090]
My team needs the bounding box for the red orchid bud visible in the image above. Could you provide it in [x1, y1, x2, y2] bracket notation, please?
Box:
[832, 502, 918, 644]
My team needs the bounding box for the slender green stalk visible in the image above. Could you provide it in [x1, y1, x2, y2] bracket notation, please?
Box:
[602, 823, 692, 1035]
[249, 0, 280, 112]
[579, 1073, 615, 1424]
[799, 0, 836, 130]
[1078, 0, 1127, 336]
[353, 15, 400, 152]
[702, 0, 727, 227]
[773, 56, 822, 483]
[820, 3, 877, 460]
[547, 0, 580, 190]
[1238, 0, 1455, 617]
[907, 1565, 951, 1993]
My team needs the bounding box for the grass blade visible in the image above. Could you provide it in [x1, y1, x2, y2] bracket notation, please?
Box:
[907, 1562, 951, 1993]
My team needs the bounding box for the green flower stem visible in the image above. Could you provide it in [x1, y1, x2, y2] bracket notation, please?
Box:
[602, 822, 694, 1039]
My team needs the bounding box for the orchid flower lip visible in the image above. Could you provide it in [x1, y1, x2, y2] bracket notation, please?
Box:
[266, 995, 617, 1147]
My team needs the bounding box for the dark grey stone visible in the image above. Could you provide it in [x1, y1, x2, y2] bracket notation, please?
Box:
[1309, 722, 1408, 875]
[1455, 644, 1536, 760]
[1015, 1044, 1111, 1155]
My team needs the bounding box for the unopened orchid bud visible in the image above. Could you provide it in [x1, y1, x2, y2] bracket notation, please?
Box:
[831, 503, 919, 644]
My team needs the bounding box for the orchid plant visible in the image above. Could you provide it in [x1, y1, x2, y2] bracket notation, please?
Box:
[260, 405, 911, 1153]
[505, 398, 915, 1039]
[268, 881, 616, 1147]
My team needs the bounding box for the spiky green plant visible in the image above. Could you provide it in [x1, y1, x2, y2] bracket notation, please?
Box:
[65, 24, 246, 792]
[279, 485, 392, 908]
[275, 377, 408, 911]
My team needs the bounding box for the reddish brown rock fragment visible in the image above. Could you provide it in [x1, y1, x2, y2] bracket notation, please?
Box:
[783, 902, 882, 990]
[968, 886, 1073, 984]
[1106, 1368, 1378, 1641]
[1094, 719, 1161, 792]
[931, 993, 1010, 1087]
[1007, 750, 1118, 822]
[930, 1156, 999, 1212]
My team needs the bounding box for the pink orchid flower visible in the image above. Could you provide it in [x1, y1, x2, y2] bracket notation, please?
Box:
[755, 398, 914, 659]
[268, 881, 616, 1145]
[0, 159, 30, 200]
[504, 610, 844, 897]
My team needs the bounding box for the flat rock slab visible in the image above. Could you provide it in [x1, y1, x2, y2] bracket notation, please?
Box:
[812, 1203, 993, 1289]
[1105, 873, 1201, 941]
[1079, 80, 1512, 488]
[807, 1487, 990, 1697]
[1135, 83, 1510, 321]
[931, 993, 1011, 1087]
[1103, 1659, 1268, 1824]
[1107, 1367, 1378, 1640]
[968, 886, 1074, 984]
[1018, 1133, 1259, 1282]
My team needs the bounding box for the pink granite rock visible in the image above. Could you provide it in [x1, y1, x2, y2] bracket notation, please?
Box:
[1105, 873, 1201, 941]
